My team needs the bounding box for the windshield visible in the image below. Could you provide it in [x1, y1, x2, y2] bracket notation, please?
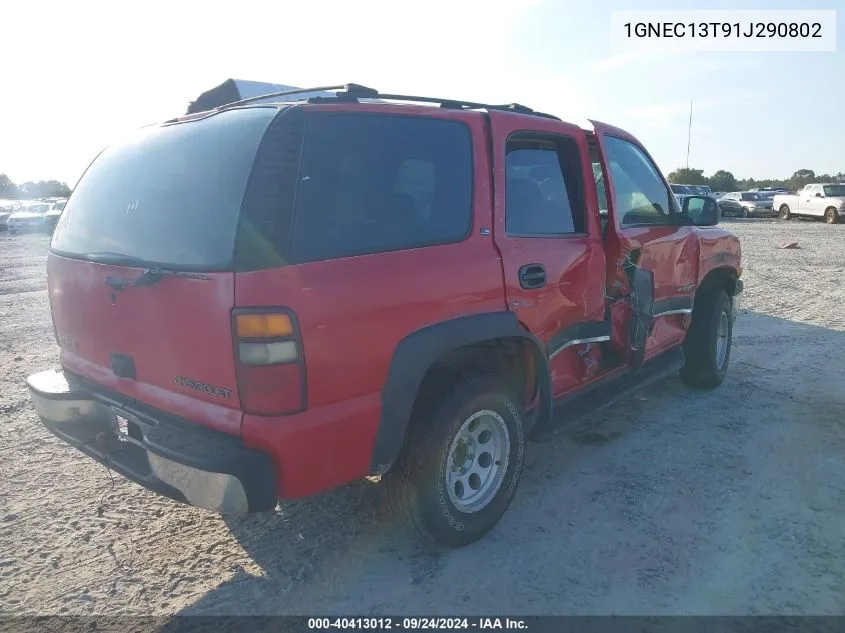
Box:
[670, 184, 693, 194]
[741, 193, 761, 201]
[51, 107, 277, 269]
[823, 185, 845, 197]
[692, 186, 711, 194]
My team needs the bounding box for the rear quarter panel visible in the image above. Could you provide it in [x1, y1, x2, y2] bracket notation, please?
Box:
[235, 106, 506, 489]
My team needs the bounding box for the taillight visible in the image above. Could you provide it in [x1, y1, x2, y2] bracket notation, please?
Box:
[232, 309, 306, 415]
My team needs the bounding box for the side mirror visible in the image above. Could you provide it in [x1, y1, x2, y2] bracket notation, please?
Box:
[815, 192, 823, 198]
[681, 195, 720, 226]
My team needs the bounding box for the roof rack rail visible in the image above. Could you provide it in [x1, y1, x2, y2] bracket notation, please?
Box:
[217, 82, 560, 120]
[318, 85, 561, 120]
[215, 83, 376, 110]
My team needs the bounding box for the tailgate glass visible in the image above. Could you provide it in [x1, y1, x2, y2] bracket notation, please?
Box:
[51, 107, 277, 270]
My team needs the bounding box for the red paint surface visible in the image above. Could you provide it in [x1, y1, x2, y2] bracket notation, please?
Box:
[47, 102, 742, 501]
[235, 105, 504, 495]
[590, 120, 729, 360]
[485, 110, 609, 399]
[48, 255, 244, 435]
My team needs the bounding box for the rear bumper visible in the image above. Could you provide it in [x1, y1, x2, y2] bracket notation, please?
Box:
[27, 368, 277, 515]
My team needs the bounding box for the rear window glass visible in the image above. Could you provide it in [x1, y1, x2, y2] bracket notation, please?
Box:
[51, 107, 277, 269]
[291, 113, 473, 262]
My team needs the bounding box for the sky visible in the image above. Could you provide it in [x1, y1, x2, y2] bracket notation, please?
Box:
[1, 0, 842, 187]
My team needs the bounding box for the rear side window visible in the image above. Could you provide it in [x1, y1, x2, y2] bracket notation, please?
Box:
[505, 135, 585, 236]
[291, 113, 473, 263]
[51, 107, 277, 269]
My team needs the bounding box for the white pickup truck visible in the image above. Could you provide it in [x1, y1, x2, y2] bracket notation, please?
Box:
[772, 183, 845, 224]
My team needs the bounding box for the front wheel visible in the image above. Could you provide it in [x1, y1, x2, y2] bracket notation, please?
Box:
[779, 205, 792, 221]
[681, 290, 733, 390]
[386, 373, 527, 546]
[825, 207, 839, 224]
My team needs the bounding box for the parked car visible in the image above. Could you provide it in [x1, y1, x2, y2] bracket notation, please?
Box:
[7, 202, 52, 232]
[689, 184, 715, 198]
[754, 187, 791, 194]
[669, 183, 695, 207]
[0, 199, 21, 230]
[27, 84, 743, 546]
[718, 191, 776, 218]
[772, 183, 845, 224]
[43, 200, 67, 233]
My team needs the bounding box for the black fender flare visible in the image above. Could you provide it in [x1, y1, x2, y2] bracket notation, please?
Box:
[369, 311, 551, 475]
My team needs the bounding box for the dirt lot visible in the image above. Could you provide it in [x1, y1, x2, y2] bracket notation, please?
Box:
[1, 219, 844, 617]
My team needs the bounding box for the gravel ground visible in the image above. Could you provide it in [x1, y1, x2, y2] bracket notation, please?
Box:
[1, 218, 844, 616]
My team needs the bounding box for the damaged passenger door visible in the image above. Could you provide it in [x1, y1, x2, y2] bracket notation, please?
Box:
[590, 121, 698, 369]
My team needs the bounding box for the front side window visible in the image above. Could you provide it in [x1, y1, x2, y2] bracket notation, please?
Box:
[291, 113, 472, 262]
[603, 136, 675, 227]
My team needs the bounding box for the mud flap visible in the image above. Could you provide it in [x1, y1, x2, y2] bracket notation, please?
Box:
[626, 265, 655, 371]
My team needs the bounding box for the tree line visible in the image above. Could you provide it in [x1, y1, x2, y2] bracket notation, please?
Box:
[0, 174, 72, 200]
[3, 167, 843, 201]
[666, 168, 845, 193]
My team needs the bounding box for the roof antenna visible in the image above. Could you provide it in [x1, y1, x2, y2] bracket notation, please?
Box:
[686, 99, 692, 169]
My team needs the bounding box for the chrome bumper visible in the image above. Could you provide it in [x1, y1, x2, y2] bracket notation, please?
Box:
[27, 369, 276, 516]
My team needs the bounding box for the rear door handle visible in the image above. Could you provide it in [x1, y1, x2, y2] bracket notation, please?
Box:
[519, 264, 546, 290]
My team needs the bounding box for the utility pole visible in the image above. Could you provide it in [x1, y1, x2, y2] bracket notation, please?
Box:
[686, 99, 692, 169]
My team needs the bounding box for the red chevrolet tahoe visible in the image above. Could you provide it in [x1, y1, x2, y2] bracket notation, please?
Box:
[27, 84, 742, 546]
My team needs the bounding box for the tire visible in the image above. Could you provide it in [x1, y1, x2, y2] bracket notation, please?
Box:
[386, 373, 527, 546]
[779, 205, 791, 221]
[680, 289, 733, 390]
[825, 207, 839, 224]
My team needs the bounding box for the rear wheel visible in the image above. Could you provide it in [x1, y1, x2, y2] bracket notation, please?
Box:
[825, 207, 839, 224]
[681, 290, 733, 390]
[386, 373, 526, 546]
[779, 205, 791, 221]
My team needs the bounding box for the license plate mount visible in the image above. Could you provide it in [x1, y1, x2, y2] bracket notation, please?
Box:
[109, 407, 144, 447]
